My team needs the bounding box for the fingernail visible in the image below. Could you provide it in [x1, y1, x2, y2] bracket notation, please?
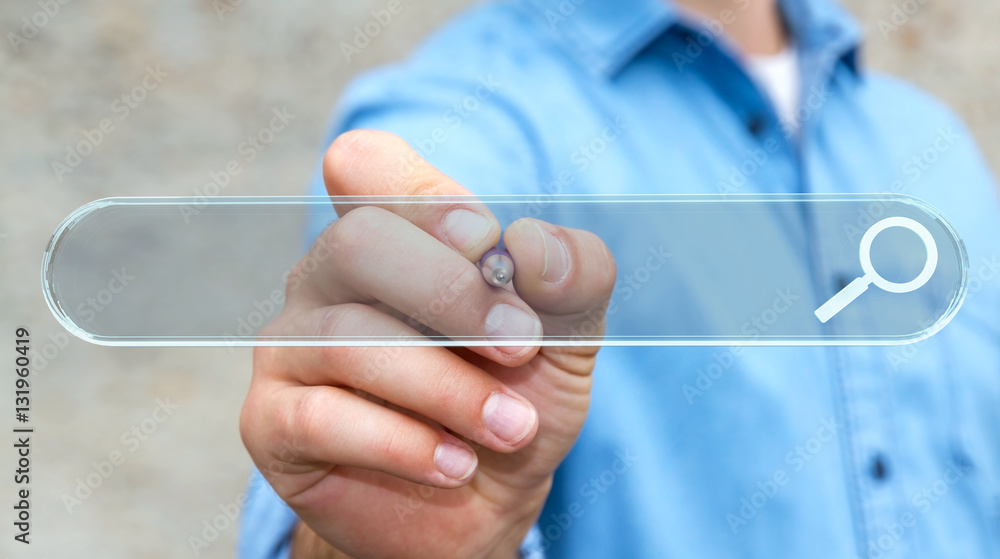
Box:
[533, 221, 569, 282]
[483, 393, 536, 445]
[442, 209, 492, 253]
[434, 441, 478, 481]
[484, 304, 541, 349]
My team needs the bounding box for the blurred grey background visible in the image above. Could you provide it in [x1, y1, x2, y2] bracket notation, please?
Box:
[0, 1, 997, 557]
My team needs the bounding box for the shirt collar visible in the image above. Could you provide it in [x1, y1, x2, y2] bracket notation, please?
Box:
[521, 0, 863, 78]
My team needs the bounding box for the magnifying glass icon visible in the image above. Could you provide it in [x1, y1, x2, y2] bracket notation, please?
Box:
[814, 216, 939, 323]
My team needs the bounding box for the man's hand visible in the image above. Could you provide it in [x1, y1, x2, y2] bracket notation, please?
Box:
[240, 130, 616, 559]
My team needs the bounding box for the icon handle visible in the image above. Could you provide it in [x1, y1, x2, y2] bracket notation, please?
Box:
[815, 276, 871, 323]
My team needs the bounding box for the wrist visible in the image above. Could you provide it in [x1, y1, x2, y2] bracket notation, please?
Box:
[289, 476, 552, 559]
[290, 521, 352, 559]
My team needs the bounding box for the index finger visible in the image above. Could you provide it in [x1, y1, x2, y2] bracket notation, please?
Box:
[323, 129, 501, 262]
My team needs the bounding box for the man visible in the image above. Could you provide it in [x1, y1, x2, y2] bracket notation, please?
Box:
[239, 0, 1000, 557]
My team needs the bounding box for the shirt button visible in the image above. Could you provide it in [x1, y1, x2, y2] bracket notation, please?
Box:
[952, 451, 974, 472]
[746, 115, 766, 136]
[871, 454, 889, 481]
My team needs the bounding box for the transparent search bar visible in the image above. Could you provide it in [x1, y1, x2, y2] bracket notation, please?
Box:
[42, 195, 967, 346]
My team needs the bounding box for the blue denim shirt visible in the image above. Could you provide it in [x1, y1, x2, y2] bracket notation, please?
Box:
[240, 0, 1000, 557]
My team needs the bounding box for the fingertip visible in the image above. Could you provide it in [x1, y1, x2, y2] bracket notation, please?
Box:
[504, 219, 618, 319]
[322, 129, 445, 197]
[431, 438, 479, 486]
[440, 206, 502, 259]
[323, 129, 379, 194]
[482, 391, 539, 450]
[484, 302, 543, 364]
[505, 218, 573, 285]
[533, 220, 571, 284]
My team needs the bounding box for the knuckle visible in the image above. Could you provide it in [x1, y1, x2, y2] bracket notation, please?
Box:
[371, 418, 412, 466]
[311, 207, 386, 266]
[318, 207, 361, 253]
[425, 262, 480, 319]
[283, 387, 331, 452]
[315, 304, 352, 337]
[427, 361, 471, 412]
[313, 310, 380, 383]
[240, 349, 285, 454]
[238, 390, 262, 452]
[256, 319, 285, 340]
[251, 344, 281, 373]
[347, 345, 401, 389]
[285, 206, 397, 301]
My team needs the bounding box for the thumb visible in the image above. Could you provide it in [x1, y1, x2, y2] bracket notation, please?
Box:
[502, 218, 618, 370]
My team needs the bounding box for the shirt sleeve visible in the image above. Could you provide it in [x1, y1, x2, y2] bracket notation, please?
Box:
[519, 524, 547, 559]
[305, 66, 550, 241]
[241, 70, 550, 559]
[237, 468, 298, 559]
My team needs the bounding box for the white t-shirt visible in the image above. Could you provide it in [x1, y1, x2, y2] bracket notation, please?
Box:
[745, 46, 801, 133]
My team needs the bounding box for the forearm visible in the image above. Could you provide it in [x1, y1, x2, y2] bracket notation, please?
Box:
[289, 517, 530, 559]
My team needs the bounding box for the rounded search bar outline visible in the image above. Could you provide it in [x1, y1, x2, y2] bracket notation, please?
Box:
[41, 194, 969, 347]
[815, 217, 939, 323]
